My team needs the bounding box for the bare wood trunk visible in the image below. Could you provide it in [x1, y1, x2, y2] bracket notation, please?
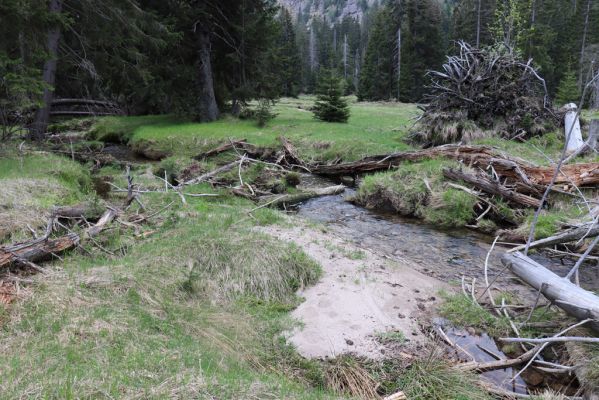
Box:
[280, 136, 305, 167]
[442, 168, 541, 208]
[502, 252, 599, 332]
[197, 29, 219, 122]
[194, 139, 248, 160]
[309, 144, 599, 188]
[510, 222, 599, 252]
[30, 0, 63, 140]
[259, 185, 345, 208]
[579, 0, 592, 87]
[0, 208, 117, 269]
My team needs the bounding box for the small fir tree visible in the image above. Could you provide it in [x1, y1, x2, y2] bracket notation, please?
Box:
[312, 70, 350, 123]
[555, 69, 581, 106]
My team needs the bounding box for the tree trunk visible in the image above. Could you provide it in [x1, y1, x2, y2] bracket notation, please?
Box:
[30, 0, 63, 140]
[502, 252, 599, 332]
[197, 29, 219, 122]
[476, 0, 482, 47]
[579, 0, 592, 88]
[442, 168, 542, 208]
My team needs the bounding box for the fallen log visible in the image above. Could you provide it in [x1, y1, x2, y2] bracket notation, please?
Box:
[509, 222, 599, 252]
[177, 159, 243, 188]
[501, 252, 599, 332]
[258, 185, 345, 208]
[194, 139, 248, 160]
[442, 168, 542, 208]
[0, 208, 118, 270]
[309, 144, 599, 188]
[51, 203, 104, 219]
[279, 136, 306, 167]
[455, 344, 542, 372]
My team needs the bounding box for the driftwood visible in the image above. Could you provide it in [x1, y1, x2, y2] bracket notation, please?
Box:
[308, 143, 599, 188]
[0, 208, 118, 270]
[442, 168, 542, 208]
[194, 139, 248, 160]
[501, 252, 599, 332]
[510, 222, 599, 252]
[51, 203, 103, 219]
[456, 344, 541, 372]
[258, 185, 345, 208]
[280, 136, 306, 167]
[178, 159, 243, 187]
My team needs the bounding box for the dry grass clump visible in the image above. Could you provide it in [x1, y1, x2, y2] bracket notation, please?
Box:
[0, 178, 64, 242]
[566, 341, 599, 393]
[324, 356, 380, 400]
[183, 235, 320, 304]
[397, 356, 492, 400]
[411, 110, 490, 145]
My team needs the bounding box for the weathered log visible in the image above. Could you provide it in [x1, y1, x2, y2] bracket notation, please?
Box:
[456, 344, 541, 372]
[442, 168, 542, 208]
[309, 144, 599, 188]
[509, 222, 599, 252]
[279, 136, 305, 167]
[0, 208, 118, 269]
[259, 185, 345, 208]
[194, 139, 248, 160]
[51, 203, 103, 219]
[177, 159, 243, 187]
[501, 252, 599, 332]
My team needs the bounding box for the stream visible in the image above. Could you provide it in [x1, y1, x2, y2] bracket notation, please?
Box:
[293, 177, 594, 395]
[100, 147, 591, 395]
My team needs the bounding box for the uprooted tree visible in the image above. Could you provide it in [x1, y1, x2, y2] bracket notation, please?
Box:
[411, 41, 561, 146]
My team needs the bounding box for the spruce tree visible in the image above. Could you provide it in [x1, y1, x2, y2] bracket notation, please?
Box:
[312, 69, 350, 123]
[555, 69, 582, 106]
[277, 8, 302, 97]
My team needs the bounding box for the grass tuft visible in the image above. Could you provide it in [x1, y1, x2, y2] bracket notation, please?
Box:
[397, 357, 492, 400]
[438, 292, 511, 337]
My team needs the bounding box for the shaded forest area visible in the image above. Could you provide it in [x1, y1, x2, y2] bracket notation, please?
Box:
[3, 0, 599, 141]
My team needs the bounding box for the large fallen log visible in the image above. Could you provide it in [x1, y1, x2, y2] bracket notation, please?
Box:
[509, 222, 599, 252]
[194, 139, 248, 160]
[309, 144, 599, 188]
[442, 168, 542, 208]
[258, 185, 345, 208]
[501, 252, 599, 332]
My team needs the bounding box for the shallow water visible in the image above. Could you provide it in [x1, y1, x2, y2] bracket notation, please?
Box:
[293, 182, 594, 394]
[295, 186, 599, 293]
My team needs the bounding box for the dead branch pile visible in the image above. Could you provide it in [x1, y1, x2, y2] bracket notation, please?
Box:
[412, 42, 560, 145]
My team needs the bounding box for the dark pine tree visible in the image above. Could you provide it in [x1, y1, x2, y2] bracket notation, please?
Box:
[312, 69, 350, 123]
[277, 8, 302, 97]
[358, 7, 395, 101]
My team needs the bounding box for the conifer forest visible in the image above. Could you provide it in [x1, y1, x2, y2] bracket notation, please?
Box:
[2, 1, 599, 399]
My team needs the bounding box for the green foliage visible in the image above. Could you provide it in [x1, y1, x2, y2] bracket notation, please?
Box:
[555, 69, 582, 106]
[312, 70, 351, 123]
[255, 99, 278, 127]
[438, 292, 511, 337]
[0, 55, 44, 139]
[355, 159, 475, 228]
[422, 188, 478, 227]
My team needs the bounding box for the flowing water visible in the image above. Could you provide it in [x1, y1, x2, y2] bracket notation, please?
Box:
[293, 177, 594, 394]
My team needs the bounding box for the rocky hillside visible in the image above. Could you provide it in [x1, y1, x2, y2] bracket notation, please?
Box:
[278, 0, 378, 22]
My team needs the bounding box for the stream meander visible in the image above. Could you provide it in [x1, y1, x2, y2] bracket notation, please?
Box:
[293, 178, 594, 395]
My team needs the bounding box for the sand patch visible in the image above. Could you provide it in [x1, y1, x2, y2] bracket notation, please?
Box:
[260, 223, 446, 359]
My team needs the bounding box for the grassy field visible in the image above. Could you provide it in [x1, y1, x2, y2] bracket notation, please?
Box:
[90, 97, 418, 162]
[2, 99, 595, 398]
